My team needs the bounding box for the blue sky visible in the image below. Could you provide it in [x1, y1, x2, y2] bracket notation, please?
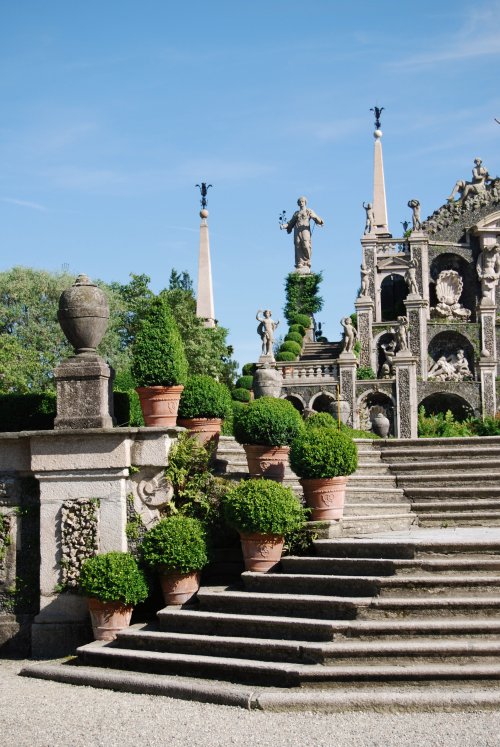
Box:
[1, 1, 500, 369]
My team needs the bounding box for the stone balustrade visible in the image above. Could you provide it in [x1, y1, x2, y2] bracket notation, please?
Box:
[276, 360, 338, 384]
[376, 239, 410, 256]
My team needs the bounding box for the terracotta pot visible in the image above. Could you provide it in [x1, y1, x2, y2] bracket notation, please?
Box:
[240, 532, 284, 572]
[177, 418, 222, 449]
[243, 444, 290, 482]
[136, 385, 184, 427]
[58, 274, 110, 354]
[87, 598, 133, 641]
[159, 569, 201, 605]
[300, 476, 349, 521]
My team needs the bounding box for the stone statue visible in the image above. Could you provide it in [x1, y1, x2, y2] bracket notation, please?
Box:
[407, 199, 422, 231]
[359, 262, 370, 297]
[431, 270, 471, 319]
[256, 309, 279, 358]
[428, 349, 472, 382]
[340, 316, 357, 353]
[280, 196, 324, 273]
[405, 258, 419, 295]
[379, 335, 397, 378]
[448, 158, 492, 203]
[396, 316, 409, 352]
[476, 243, 500, 303]
[363, 202, 374, 234]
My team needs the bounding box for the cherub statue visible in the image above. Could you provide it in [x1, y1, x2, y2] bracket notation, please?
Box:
[256, 309, 279, 358]
[362, 202, 375, 235]
[405, 258, 419, 295]
[341, 316, 357, 353]
[359, 262, 370, 297]
[407, 199, 422, 231]
[396, 316, 409, 352]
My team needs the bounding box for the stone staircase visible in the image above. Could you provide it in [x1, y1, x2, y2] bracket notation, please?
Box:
[300, 341, 342, 361]
[380, 437, 500, 527]
[24, 528, 500, 710]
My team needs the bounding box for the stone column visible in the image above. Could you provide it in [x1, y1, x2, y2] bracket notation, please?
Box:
[479, 358, 497, 417]
[337, 351, 357, 427]
[393, 351, 418, 438]
[404, 296, 428, 380]
[478, 300, 497, 360]
[355, 296, 374, 369]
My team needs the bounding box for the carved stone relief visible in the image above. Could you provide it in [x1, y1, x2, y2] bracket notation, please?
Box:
[129, 468, 174, 530]
[430, 270, 471, 320]
[428, 349, 473, 382]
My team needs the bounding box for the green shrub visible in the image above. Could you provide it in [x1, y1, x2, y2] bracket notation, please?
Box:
[221, 400, 247, 436]
[289, 313, 312, 329]
[290, 427, 358, 478]
[471, 416, 500, 436]
[235, 375, 253, 391]
[417, 407, 474, 438]
[276, 351, 298, 362]
[131, 295, 188, 387]
[280, 340, 302, 356]
[113, 392, 131, 427]
[347, 428, 380, 439]
[178, 374, 232, 419]
[0, 392, 56, 431]
[222, 478, 307, 535]
[305, 412, 337, 429]
[284, 332, 304, 345]
[79, 552, 149, 605]
[232, 387, 251, 403]
[140, 515, 208, 573]
[242, 363, 257, 377]
[357, 366, 376, 380]
[284, 273, 323, 324]
[288, 324, 306, 337]
[233, 396, 304, 447]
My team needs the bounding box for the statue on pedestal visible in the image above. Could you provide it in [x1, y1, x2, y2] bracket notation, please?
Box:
[359, 262, 370, 297]
[256, 309, 279, 359]
[396, 316, 409, 352]
[280, 196, 324, 273]
[407, 199, 422, 231]
[341, 316, 357, 353]
[405, 258, 419, 295]
[362, 202, 375, 235]
[477, 244, 500, 303]
[448, 158, 493, 203]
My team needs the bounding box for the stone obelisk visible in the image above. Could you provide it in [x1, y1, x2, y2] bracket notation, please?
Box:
[195, 182, 215, 328]
[371, 106, 389, 236]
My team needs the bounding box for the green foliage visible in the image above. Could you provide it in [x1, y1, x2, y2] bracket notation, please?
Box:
[0, 392, 56, 430]
[178, 374, 232, 419]
[357, 366, 376, 380]
[472, 416, 500, 436]
[284, 524, 317, 556]
[113, 368, 144, 426]
[222, 478, 307, 535]
[284, 273, 323, 324]
[289, 313, 313, 329]
[288, 323, 306, 337]
[0, 514, 11, 564]
[79, 552, 149, 605]
[305, 412, 337, 429]
[290, 427, 358, 478]
[242, 363, 257, 377]
[232, 387, 252, 403]
[221, 400, 248, 436]
[131, 295, 188, 387]
[345, 427, 380, 439]
[417, 407, 474, 438]
[350, 312, 357, 329]
[280, 340, 302, 356]
[284, 332, 304, 345]
[276, 351, 298, 362]
[233, 396, 304, 447]
[235, 375, 253, 391]
[140, 515, 208, 572]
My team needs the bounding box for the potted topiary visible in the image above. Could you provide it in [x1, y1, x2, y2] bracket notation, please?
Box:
[177, 374, 232, 448]
[140, 515, 208, 605]
[222, 478, 307, 572]
[233, 397, 304, 481]
[79, 551, 149, 641]
[131, 295, 189, 426]
[290, 426, 358, 521]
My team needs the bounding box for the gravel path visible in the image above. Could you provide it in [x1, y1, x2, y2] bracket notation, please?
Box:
[2, 659, 500, 747]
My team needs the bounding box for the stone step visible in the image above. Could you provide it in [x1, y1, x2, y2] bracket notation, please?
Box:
[411, 500, 500, 512]
[381, 447, 500, 463]
[280, 555, 500, 576]
[347, 475, 397, 488]
[390, 459, 500, 474]
[404, 486, 500, 499]
[340, 514, 416, 535]
[398, 474, 500, 488]
[241, 572, 500, 597]
[418, 512, 500, 527]
[344, 487, 407, 501]
[343, 503, 412, 516]
[313, 538, 500, 559]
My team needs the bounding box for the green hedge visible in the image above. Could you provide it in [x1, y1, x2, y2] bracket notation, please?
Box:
[276, 351, 298, 362]
[140, 515, 208, 573]
[290, 427, 358, 479]
[232, 387, 251, 403]
[242, 363, 257, 377]
[0, 392, 56, 431]
[289, 313, 312, 329]
[305, 412, 337, 429]
[221, 400, 248, 436]
[178, 374, 232, 419]
[79, 552, 149, 605]
[233, 396, 304, 447]
[235, 375, 253, 391]
[280, 341, 302, 356]
[288, 324, 305, 337]
[222, 478, 307, 535]
[284, 332, 304, 345]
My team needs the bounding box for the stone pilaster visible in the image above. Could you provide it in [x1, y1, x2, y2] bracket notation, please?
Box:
[337, 351, 357, 427]
[355, 296, 374, 369]
[478, 300, 497, 360]
[479, 358, 497, 417]
[408, 233, 430, 308]
[393, 351, 418, 438]
[404, 296, 428, 380]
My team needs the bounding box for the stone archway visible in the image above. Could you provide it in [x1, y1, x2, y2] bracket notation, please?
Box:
[357, 390, 395, 435]
[310, 391, 336, 413]
[429, 252, 476, 320]
[427, 330, 475, 381]
[419, 392, 474, 421]
[380, 273, 408, 322]
[283, 394, 305, 414]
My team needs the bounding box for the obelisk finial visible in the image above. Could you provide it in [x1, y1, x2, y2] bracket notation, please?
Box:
[196, 182, 212, 210]
[370, 106, 389, 235]
[195, 182, 215, 328]
[370, 106, 384, 131]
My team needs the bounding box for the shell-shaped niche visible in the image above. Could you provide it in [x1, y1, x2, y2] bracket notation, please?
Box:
[435, 270, 463, 306]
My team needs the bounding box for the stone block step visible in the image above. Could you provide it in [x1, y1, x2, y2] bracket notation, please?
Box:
[346, 475, 397, 488]
[404, 486, 500, 499]
[343, 503, 412, 516]
[418, 512, 500, 527]
[241, 571, 500, 597]
[340, 514, 415, 535]
[330, 617, 500, 640]
[157, 608, 336, 641]
[391, 460, 500, 474]
[411, 500, 500, 512]
[399, 475, 500, 488]
[314, 538, 500, 559]
[280, 555, 500, 576]
[344, 487, 407, 501]
[381, 447, 500, 463]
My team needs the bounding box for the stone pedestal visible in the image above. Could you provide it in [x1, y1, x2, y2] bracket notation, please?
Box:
[393, 351, 418, 438]
[355, 297, 374, 369]
[478, 358, 497, 417]
[337, 351, 357, 427]
[478, 300, 497, 360]
[404, 295, 428, 379]
[54, 354, 115, 429]
[408, 233, 429, 308]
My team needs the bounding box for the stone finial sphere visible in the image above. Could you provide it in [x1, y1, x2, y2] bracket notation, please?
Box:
[200, 208, 209, 219]
[374, 129, 382, 139]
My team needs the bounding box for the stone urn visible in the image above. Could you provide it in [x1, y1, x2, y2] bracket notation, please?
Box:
[371, 410, 391, 438]
[252, 366, 283, 399]
[58, 274, 109, 354]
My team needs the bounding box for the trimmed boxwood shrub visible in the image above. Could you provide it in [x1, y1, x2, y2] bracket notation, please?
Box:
[242, 363, 257, 377]
[140, 515, 208, 573]
[284, 332, 304, 345]
[235, 375, 253, 391]
[276, 351, 298, 362]
[357, 366, 376, 380]
[288, 324, 305, 337]
[280, 340, 302, 356]
[290, 427, 358, 479]
[222, 478, 307, 535]
[178, 374, 232, 419]
[289, 313, 311, 329]
[232, 387, 251, 403]
[0, 392, 56, 431]
[305, 411, 337, 429]
[131, 295, 188, 387]
[79, 552, 149, 605]
[233, 396, 304, 447]
[221, 400, 248, 436]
